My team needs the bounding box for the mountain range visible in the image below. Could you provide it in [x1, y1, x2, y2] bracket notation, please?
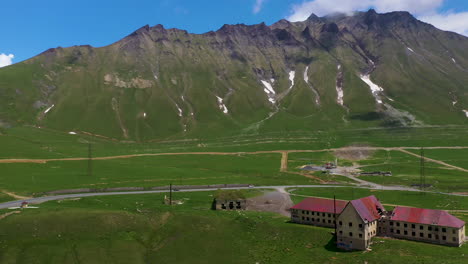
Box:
[0, 9, 467, 141]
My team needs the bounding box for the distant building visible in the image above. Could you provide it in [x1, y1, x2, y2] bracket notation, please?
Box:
[290, 197, 347, 228]
[336, 195, 386, 250]
[20, 201, 28, 208]
[213, 190, 246, 210]
[291, 195, 465, 250]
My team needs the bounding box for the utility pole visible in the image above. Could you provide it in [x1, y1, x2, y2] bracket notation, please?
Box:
[420, 147, 425, 193]
[170, 184, 173, 205]
[87, 143, 92, 177]
[334, 195, 337, 242]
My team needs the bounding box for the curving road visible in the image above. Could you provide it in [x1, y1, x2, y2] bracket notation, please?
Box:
[1, 184, 467, 210]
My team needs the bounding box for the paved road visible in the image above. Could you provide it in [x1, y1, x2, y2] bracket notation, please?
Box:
[1, 184, 467, 209]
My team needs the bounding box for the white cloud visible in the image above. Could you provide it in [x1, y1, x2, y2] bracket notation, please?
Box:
[286, 0, 468, 36]
[0, 53, 14, 68]
[419, 12, 468, 36]
[253, 0, 265, 14]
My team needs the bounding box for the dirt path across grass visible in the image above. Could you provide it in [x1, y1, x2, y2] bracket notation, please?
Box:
[1, 146, 468, 164]
[1, 190, 31, 200]
[398, 149, 468, 173]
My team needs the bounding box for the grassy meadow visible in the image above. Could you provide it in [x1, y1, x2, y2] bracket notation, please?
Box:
[0, 191, 467, 264]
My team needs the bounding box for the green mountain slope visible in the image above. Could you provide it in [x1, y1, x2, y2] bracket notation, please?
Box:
[0, 10, 467, 141]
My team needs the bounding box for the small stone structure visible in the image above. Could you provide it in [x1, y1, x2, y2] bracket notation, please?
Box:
[213, 190, 247, 210]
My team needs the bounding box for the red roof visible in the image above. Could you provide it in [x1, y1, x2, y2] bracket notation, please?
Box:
[291, 197, 348, 214]
[350, 195, 385, 222]
[391, 206, 465, 228]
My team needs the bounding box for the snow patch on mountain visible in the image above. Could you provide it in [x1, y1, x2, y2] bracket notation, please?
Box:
[453, 101, 458, 106]
[216, 96, 229, 114]
[452, 58, 457, 64]
[407, 47, 415, 53]
[261, 80, 276, 104]
[463, 110, 468, 118]
[304, 66, 320, 105]
[44, 104, 55, 114]
[288, 71, 295, 89]
[176, 104, 183, 117]
[143, 112, 147, 118]
[68, 132, 77, 135]
[360, 74, 384, 104]
[336, 65, 344, 106]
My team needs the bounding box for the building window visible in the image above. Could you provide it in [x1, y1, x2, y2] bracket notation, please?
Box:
[452, 230, 456, 234]
[349, 232, 353, 237]
[412, 232, 415, 237]
[311, 212, 315, 215]
[306, 217, 310, 221]
[428, 234, 432, 239]
[420, 233, 424, 238]
[323, 219, 325, 223]
[420, 225, 423, 230]
[428, 226, 432, 231]
[390, 229, 394, 233]
[390, 222, 394, 226]
[339, 221, 342, 226]
[322, 213, 325, 217]
[359, 233, 363, 238]
[397, 222, 400, 227]
[339, 230, 342, 234]
[442, 228, 446, 233]
[397, 230, 401, 234]
[436, 235, 439, 239]
[404, 223, 407, 228]
[435, 227, 439, 232]
[328, 220, 331, 224]
[453, 237, 456, 242]
[412, 224, 415, 229]
[443, 236, 446, 240]
[328, 214, 331, 217]
[333, 220, 336, 224]
[302, 210, 305, 214]
[404, 230, 408, 235]
[349, 222, 353, 227]
[359, 224, 363, 228]
[302, 216, 304, 220]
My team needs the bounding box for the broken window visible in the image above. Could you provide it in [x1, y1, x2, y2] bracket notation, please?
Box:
[428, 234, 432, 239]
[236, 201, 242, 209]
[359, 233, 362, 238]
[339, 221, 342, 226]
[412, 232, 415, 236]
[349, 222, 352, 227]
[443, 236, 446, 240]
[420, 225, 423, 230]
[404, 230, 408, 235]
[229, 202, 234, 209]
[359, 224, 363, 228]
[442, 228, 446, 233]
[221, 204, 226, 209]
[349, 232, 353, 237]
[420, 233, 424, 238]
[411, 224, 415, 229]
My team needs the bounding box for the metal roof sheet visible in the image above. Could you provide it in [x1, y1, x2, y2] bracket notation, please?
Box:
[350, 195, 385, 222]
[291, 197, 348, 214]
[391, 206, 465, 228]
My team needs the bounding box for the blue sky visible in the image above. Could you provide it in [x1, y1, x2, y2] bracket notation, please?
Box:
[1, 0, 467, 66]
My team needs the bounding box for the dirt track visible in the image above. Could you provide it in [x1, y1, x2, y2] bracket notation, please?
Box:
[1, 146, 468, 164]
[398, 149, 468, 173]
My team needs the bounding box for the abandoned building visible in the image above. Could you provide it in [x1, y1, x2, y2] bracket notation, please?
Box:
[336, 195, 386, 250]
[213, 189, 247, 210]
[380, 206, 466, 247]
[291, 195, 466, 250]
[290, 197, 348, 228]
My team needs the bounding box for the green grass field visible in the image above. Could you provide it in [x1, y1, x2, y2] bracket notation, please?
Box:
[0, 154, 321, 195]
[1, 191, 467, 264]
